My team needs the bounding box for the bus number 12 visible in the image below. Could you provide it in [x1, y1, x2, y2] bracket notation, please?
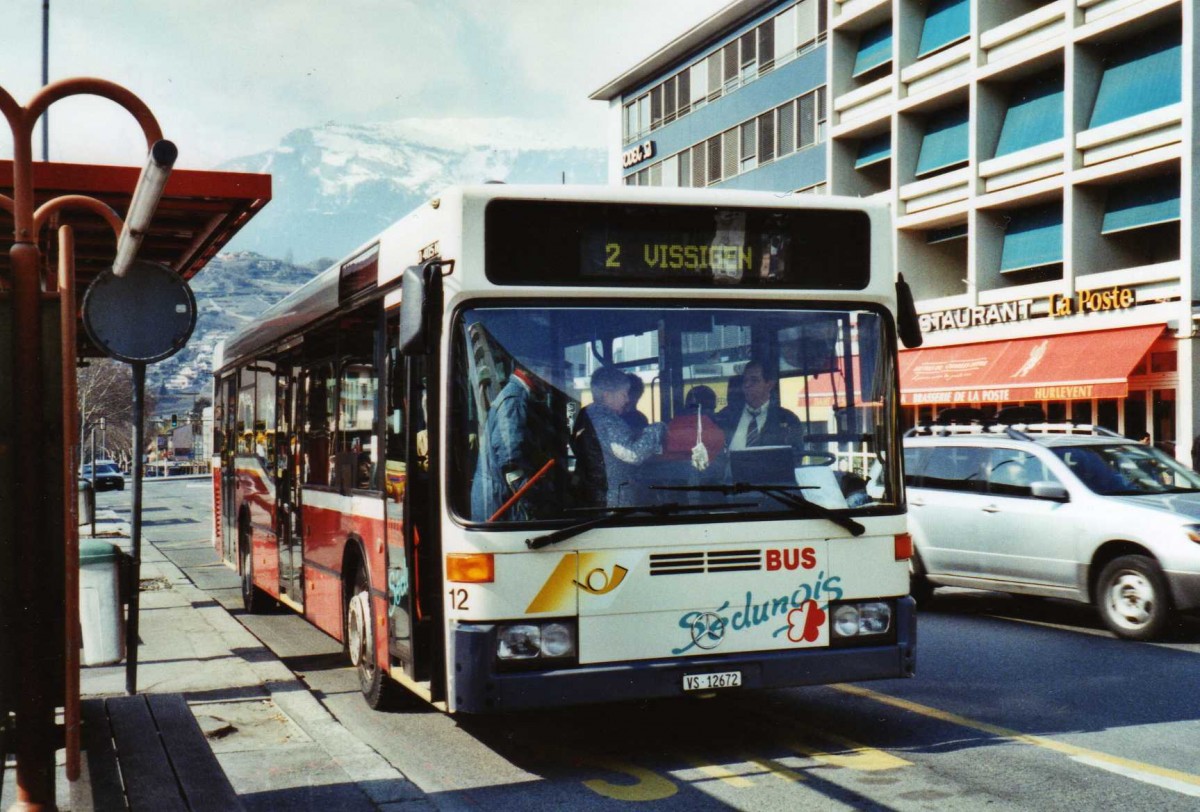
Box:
[449, 588, 469, 610]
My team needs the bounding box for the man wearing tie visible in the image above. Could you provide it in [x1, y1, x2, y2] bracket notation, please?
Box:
[717, 360, 803, 451]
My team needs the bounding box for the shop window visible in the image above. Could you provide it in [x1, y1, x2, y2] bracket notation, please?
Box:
[1150, 352, 1177, 374]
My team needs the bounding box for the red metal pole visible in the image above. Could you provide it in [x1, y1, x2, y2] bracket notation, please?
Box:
[59, 226, 81, 783]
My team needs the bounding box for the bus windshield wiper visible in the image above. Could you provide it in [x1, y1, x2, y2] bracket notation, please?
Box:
[652, 483, 866, 536]
[526, 502, 754, 550]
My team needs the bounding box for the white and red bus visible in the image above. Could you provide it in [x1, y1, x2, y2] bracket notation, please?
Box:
[211, 185, 920, 712]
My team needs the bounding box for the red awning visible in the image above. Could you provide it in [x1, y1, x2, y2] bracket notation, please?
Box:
[899, 325, 1164, 406]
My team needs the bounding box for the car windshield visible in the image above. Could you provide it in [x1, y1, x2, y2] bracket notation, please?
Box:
[83, 463, 119, 474]
[1050, 443, 1200, 495]
[450, 304, 901, 524]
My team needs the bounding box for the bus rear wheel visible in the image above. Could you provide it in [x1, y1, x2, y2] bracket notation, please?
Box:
[347, 566, 396, 709]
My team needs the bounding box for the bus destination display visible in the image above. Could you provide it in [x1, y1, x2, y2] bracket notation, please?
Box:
[485, 199, 870, 290]
[582, 212, 793, 284]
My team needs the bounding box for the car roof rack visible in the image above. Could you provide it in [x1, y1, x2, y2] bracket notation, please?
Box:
[905, 404, 1124, 440]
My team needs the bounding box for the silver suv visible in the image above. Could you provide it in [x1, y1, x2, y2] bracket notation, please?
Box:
[902, 415, 1200, 640]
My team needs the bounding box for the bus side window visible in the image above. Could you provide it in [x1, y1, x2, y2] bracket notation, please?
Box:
[338, 361, 379, 491]
[303, 366, 334, 486]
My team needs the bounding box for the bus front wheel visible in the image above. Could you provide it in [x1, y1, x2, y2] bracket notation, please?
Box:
[347, 566, 395, 709]
[240, 529, 271, 614]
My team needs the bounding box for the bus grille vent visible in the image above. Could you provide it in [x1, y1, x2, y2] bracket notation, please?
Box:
[649, 550, 761, 575]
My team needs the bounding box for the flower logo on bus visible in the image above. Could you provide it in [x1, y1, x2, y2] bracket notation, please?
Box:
[672, 573, 842, 655]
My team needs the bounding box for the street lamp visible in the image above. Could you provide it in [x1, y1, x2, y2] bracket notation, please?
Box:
[0, 77, 170, 812]
[112, 139, 177, 278]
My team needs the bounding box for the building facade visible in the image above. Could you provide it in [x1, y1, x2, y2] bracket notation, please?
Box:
[593, 0, 1199, 459]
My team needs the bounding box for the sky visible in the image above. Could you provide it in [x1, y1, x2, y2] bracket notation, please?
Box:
[0, 0, 730, 170]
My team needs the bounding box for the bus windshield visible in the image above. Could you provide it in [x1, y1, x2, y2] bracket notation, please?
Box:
[451, 304, 900, 524]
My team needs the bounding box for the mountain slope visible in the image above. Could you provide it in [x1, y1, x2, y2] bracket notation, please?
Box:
[219, 119, 606, 262]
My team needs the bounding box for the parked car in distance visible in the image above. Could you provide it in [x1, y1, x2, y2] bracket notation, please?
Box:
[901, 414, 1200, 640]
[81, 460, 125, 492]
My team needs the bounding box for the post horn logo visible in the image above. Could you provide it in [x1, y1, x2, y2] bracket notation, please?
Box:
[574, 565, 628, 595]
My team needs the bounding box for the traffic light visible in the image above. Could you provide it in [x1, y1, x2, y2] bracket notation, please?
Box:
[171, 414, 178, 428]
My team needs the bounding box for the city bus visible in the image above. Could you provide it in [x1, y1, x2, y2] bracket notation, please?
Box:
[211, 185, 921, 713]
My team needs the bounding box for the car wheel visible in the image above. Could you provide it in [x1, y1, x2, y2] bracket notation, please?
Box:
[346, 565, 396, 709]
[1096, 555, 1171, 641]
[910, 552, 934, 607]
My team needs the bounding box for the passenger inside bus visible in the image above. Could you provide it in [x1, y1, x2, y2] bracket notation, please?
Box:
[577, 366, 666, 507]
[715, 360, 804, 454]
[470, 350, 565, 521]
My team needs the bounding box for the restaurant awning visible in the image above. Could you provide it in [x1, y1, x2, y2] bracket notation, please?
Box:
[898, 324, 1164, 406]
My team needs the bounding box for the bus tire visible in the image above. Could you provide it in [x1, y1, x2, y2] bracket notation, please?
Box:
[240, 526, 271, 614]
[347, 565, 396, 709]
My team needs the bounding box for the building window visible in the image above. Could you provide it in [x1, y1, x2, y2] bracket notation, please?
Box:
[740, 120, 757, 171]
[691, 144, 706, 187]
[706, 136, 722, 185]
[798, 91, 816, 150]
[777, 99, 796, 155]
[757, 19, 775, 73]
[1000, 204, 1063, 274]
[853, 22, 892, 79]
[722, 127, 738, 179]
[855, 132, 891, 169]
[915, 104, 969, 178]
[1089, 25, 1181, 130]
[917, 0, 969, 60]
[994, 70, 1063, 158]
[677, 150, 691, 188]
[758, 111, 775, 164]
[1101, 175, 1180, 235]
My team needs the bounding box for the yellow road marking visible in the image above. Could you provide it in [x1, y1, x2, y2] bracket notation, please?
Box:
[740, 752, 806, 783]
[581, 757, 678, 801]
[683, 755, 755, 787]
[786, 731, 912, 772]
[834, 683, 1200, 790]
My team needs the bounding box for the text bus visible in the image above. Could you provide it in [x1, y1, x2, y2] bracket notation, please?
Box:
[211, 185, 918, 712]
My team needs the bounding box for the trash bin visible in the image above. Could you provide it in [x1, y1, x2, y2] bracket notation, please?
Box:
[78, 477, 95, 527]
[79, 539, 125, 666]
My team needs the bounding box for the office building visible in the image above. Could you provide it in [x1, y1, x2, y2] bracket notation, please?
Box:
[593, 0, 1197, 455]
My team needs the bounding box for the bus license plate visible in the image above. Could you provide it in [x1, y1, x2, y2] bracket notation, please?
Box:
[682, 671, 742, 691]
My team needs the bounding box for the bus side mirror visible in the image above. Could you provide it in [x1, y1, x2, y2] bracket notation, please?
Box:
[398, 261, 444, 355]
[896, 273, 923, 349]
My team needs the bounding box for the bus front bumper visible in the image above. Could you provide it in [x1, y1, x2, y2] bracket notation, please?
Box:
[449, 597, 916, 714]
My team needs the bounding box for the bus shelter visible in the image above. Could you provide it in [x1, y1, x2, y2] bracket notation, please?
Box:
[0, 157, 270, 804]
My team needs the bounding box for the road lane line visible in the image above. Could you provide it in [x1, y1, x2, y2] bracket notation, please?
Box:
[834, 683, 1200, 794]
[786, 722, 912, 772]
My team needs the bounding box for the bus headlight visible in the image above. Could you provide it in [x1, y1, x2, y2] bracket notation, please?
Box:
[540, 622, 576, 658]
[831, 601, 892, 639]
[496, 619, 577, 663]
[497, 624, 540, 659]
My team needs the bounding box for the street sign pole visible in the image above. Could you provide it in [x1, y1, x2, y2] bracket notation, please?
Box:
[125, 363, 145, 696]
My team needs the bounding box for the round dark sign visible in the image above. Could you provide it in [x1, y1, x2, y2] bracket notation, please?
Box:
[82, 260, 197, 364]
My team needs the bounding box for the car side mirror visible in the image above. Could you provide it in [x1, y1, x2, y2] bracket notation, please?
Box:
[1030, 481, 1069, 502]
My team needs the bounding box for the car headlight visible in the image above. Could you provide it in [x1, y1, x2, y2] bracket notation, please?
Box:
[496, 620, 577, 662]
[1186, 525, 1200, 544]
[831, 601, 892, 638]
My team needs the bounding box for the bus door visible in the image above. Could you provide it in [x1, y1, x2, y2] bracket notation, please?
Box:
[384, 319, 441, 686]
[219, 373, 239, 565]
[276, 365, 304, 607]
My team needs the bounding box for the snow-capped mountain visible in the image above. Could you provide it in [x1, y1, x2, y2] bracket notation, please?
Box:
[219, 118, 607, 262]
[151, 119, 606, 402]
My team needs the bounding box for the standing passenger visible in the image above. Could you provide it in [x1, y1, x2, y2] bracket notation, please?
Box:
[578, 366, 665, 507]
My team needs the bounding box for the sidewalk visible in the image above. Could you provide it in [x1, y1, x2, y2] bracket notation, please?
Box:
[13, 509, 432, 811]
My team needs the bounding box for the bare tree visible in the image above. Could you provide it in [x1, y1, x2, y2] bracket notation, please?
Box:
[76, 359, 157, 468]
